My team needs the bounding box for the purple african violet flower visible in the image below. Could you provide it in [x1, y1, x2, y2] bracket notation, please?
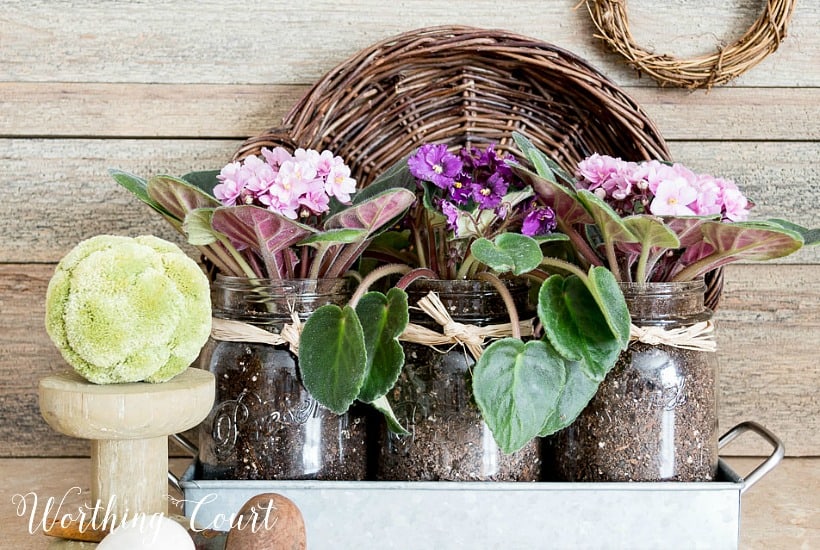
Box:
[439, 199, 461, 234]
[522, 203, 557, 237]
[408, 144, 463, 189]
[448, 175, 472, 204]
[471, 172, 508, 209]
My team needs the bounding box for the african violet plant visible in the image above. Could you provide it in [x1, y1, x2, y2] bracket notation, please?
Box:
[467, 132, 818, 453]
[110, 147, 416, 426]
[288, 143, 565, 436]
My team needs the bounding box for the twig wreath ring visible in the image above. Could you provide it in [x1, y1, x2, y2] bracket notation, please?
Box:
[585, 0, 797, 89]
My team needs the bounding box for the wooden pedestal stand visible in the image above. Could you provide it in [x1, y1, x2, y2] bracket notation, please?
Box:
[39, 369, 214, 521]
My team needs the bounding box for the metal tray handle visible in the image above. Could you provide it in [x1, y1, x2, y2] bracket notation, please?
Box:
[168, 433, 199, 495]
[719, 421, 785, 494]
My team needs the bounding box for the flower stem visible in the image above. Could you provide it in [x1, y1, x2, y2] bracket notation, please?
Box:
[216, 235, 259, 279]
[348, 264, 412, 309]
[604, 240, 622, 281]
[635, 245, 651, 283]
[539, 256, 589, 282]
[476, 272, 521, 340]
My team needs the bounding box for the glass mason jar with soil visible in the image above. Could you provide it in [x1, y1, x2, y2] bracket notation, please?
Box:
[197, 275, 367, 481]
[550, 280, 718, 482]
[377, 279, 541, 481]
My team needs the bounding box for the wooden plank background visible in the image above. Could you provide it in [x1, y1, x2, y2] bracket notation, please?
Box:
[0, 0, 817, 458]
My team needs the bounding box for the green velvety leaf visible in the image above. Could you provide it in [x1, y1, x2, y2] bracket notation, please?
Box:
[370, 395, 410, 435]
[512, 132, 575, 185]
[147, 175, 221, 225]
[298, 228, 368, 246]
[109, 169, 175, 221]
[538, 338, 601, 437]
[586, 266, 631, 349]
[183, 208, 218, 246]
[623, 215, 681, 250]
[766, 219, 820, 246]
[356, 288, 409, 403]
[673, 220, 805, 281]
[473, 338, 565, 454]
[180, 170, 221, 197]
[298, 304, 367, 414]
[470, 233, 543, 275]
[576, 189, 639, 246]
[349, 155, 416, 205]
[537, 274, 623, 381]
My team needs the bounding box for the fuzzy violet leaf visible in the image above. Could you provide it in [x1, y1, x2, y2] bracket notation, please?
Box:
[355, 288, 409, 404]
[298, 304, 367, 415]
[473, 338, 565, 454]
[324, 188, 416, 237]
[470, 233, 543, 275]
[370, 395, 410, 436]
[538, 338, 601, 437]
[672, 220, 805, 281]
[537, 272, 626, 381]
[211, 205, 315, 279]
[147, 175, 221, 225]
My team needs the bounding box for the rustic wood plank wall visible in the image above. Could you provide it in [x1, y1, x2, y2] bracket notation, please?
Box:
[1, 0, 817, 457]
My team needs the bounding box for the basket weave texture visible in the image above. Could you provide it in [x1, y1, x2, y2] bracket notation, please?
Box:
[234, 25, 670, 183]
[233, 25, 721, 307]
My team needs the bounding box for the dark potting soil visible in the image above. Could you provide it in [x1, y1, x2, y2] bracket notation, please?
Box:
[551, 342, 718, 482]
[198, 341, 367, 481]
[377, 341, 541, 481]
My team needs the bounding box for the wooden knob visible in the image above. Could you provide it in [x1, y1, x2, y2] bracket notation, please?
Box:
[39, 369, 215, 517]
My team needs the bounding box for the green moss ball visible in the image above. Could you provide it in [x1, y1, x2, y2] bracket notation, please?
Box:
[45, 235, 212, 384]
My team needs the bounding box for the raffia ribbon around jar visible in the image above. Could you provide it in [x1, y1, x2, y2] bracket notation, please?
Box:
[629, 321, 716, 352]
[400, 292, 535, 361]
[209, 292, 533, 360]
[211, 312, 303, 354]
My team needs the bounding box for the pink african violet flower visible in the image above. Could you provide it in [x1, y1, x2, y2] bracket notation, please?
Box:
[299, 187, 331, 215]
[240, 155, 277, 197]
[576, 154, 626, 191]
[650, 179, 698, 216]
[313, 150, 337, 177]
[214, 161, 245, 205]
[691, 175, 722, 217]
[721, 186, 750, 221]
[217, 147, 357, 221]
[261, 146, 291, 170]
[325, 163, 357, 204]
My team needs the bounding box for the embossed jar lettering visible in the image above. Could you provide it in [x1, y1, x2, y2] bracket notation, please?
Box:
[198, 276, 366, 480]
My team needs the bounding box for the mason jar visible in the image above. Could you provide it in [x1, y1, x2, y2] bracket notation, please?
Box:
[551, 279, 718, 482]
[377, 278, 541, 481]
[197, 275, 367, 480]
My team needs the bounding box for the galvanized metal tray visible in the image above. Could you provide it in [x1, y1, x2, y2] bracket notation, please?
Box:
[171, 421, 783, 550]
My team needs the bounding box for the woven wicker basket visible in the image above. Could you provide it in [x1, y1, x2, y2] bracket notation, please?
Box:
[233, 25, 722, 307]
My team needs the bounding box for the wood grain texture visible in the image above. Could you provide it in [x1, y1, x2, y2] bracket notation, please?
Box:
[3, 83, 819, 141]
[2, 263, 817, 458]
[0, 1, 816, 87]
[0, 457, 816, 549]
[1, 139, 816, 264]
